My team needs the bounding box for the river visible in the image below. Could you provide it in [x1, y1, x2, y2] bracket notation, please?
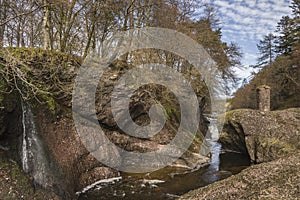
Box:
[77, 116, 250, 200]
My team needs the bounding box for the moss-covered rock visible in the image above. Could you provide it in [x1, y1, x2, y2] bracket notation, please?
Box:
[0, 150, 60, 200]
[0, 47, 211, 197]
[219, 108, 300, 163]
[180, 108, 300, 199]
[0, 47, 81, 115]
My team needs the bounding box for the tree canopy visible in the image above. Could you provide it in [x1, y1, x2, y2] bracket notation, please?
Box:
[0, 0, 242, 89]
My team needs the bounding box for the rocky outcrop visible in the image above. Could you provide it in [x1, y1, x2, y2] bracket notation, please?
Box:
[219, 108, 300, 163]
[180, 152, 300, 200]
[34, 61, 209, 195]
[0, 49, 210, 198]
[180, 107, 300, 199]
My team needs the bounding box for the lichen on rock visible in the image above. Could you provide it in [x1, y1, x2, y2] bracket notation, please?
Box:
[180, 108, 300, 199]
[219, 108, 300, 163]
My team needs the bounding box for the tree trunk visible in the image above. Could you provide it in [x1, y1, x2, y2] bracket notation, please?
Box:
[0, 0, 6, 47]
[42, 0, 51, 50]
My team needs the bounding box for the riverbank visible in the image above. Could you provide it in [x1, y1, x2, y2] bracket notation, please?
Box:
[180, 108, 300, 199]
[180, 152, 300, 199]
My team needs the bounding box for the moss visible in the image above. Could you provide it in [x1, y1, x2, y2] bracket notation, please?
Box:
[0, 47, 82, 116]
[38, 94, 59, 115]
[164, 101, 179, 121]
[188, 130, 204, 152]
[0, 151, 60, 200]
[46, 97, 57, 115]
[260, 137, 296, 154]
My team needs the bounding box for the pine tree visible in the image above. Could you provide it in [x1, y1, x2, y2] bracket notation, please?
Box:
[291, 0, 300, 48]
[276, 0, 300, 55]
[256, 33, 276, 67]
[290, 0, 300, 16]
[275, 16, 295, 55]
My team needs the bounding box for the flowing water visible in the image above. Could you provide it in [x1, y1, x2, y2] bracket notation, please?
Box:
[21, 100, 54, 189]
[21, 100, 30, 173]
[77, 116, 250, 200]
[20, 106, 250, 199]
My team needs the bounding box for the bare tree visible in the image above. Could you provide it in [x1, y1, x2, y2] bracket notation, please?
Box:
[42, 0, 51, 50]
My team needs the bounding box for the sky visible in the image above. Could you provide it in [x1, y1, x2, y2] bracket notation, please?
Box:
[203, 0, 293, 80]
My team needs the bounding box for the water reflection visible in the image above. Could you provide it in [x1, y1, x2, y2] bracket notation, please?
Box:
[78, 116, 250, 200]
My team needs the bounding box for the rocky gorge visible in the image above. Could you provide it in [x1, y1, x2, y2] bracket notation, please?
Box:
[0, 48, 209, 199]
[181, 108, 300, 199]
[0, 48, 299, 199]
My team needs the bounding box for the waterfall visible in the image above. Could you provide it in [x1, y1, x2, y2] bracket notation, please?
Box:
[21, 101, 35, 173]
[21, 99, 54, 189]
[200, 115, 222, 171]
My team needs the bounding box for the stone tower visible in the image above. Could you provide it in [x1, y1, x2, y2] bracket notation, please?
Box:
[256, 85, 271, 111]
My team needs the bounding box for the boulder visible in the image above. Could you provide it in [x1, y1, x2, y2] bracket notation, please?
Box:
[219, 108, 300, 163]
[180, 108, 300, 199]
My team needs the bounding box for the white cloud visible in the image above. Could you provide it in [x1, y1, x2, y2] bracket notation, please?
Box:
[211, 0, 292, 69]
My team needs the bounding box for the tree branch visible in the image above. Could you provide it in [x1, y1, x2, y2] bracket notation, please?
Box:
[0, 5, 47, 26]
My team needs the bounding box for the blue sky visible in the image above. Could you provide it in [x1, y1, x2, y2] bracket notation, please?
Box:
[204, 0, 292, 79]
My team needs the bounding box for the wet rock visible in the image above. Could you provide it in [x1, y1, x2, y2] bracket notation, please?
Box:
[0, 110, 6, 137]
[78, 167, 120, 190]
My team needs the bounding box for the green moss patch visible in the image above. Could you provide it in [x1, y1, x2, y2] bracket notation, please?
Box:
[0, 151, 60, 200]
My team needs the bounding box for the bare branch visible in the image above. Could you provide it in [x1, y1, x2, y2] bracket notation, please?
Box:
[0, 5, 46, 26]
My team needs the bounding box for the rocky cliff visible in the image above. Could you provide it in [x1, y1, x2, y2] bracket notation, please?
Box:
[219, 108, 300, 163]
[181, 108, 300, 199]
[0, 48, 210, 199]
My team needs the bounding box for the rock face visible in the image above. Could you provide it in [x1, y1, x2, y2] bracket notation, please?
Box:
[181, 109, 300, 199]
[0, 92, 23, 162]
[219, 109, 300, 163]
[180, 152, 300, 200]
[0, 49, 210, 199]
[35, 111, 121, 196]
[35, 61, 208, 196]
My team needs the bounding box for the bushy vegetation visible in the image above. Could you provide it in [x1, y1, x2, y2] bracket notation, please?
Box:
[0, 48, 81, 113]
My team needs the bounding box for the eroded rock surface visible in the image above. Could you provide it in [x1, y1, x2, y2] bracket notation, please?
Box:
[180, 108, 300, 200]
[219, 108, 300, 163]
[0, 49, 210, 199]
[180, 152, 300, 200]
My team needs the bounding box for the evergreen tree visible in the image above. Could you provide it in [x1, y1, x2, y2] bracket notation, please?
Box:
[275, 16, 295, 55]
[291, 0, 300, 48]
[256, 33, 276, 67]
[290, 0, 300, 16]
[276, 0, 300, 55]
